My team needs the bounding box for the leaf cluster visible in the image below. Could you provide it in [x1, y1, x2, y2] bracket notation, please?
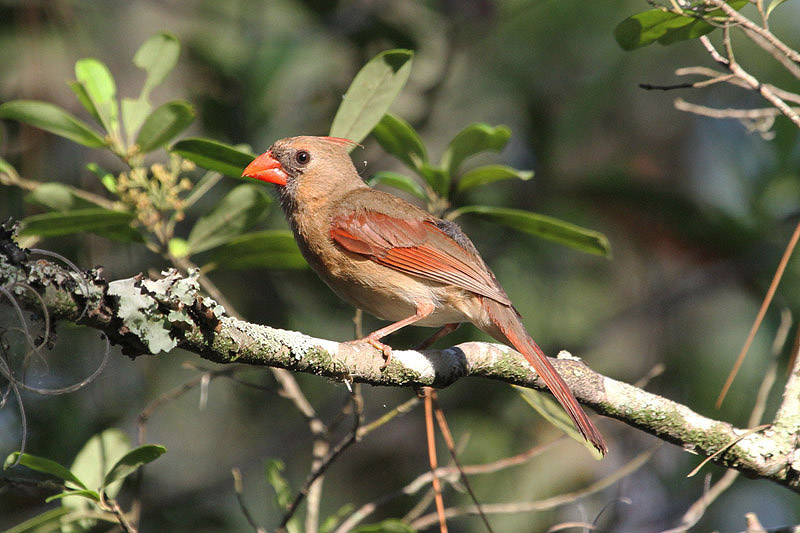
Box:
[4, 429, 165, 532]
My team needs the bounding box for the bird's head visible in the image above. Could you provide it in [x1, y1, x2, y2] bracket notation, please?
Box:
[242, 136, 362, 195]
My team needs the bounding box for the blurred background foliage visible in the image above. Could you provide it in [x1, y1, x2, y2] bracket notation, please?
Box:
[1, 0, 800, 531]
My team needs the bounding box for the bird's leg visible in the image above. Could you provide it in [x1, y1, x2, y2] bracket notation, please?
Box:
[414, 323, 460, 351]
[350, 302, 435, 367]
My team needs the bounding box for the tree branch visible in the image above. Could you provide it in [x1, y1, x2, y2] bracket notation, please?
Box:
[2, 231, 800, 493]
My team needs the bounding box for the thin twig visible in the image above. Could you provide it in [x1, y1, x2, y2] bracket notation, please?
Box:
[358, 395, 421, 438]
[424, 387, 449, 533]
[101, 494, 137, 533]
[409, 447, 658, 530]
[673, 98, 792, 119]
[672, 309, 791, 531]
[716, 222, 800, 407]
[431, 390, 494, 533]
[742, 27, 800, 81]
[705, 0, 800, 65]
[278, 387, 364, 532]
[773, 319, 800, 431]
[232, 467, 267, 533]
[335, 441, 560, 532]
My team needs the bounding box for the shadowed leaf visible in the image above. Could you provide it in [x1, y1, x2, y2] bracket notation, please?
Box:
[136, 101, 196, 153]
[172, 137, 256, 177]
[187, 184, 271, 254]
[451, 205, 611, 257]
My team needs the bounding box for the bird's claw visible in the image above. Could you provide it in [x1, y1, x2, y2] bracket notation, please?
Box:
[345, 336, 393, 368]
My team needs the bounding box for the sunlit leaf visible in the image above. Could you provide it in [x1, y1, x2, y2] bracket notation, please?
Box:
[102, 445, 166, 488]
[615, 1, 748, 50]
[457, 164, 533, 193]
[0, 100, 107, 148]
[121, 97, 152, 145]
[371, 113, 427, 171]
[69, 80, 103, 127]
[204, 230, 307, 271]
[171, 137, 256, 177]
[441, 123, 511, 176]
[87, 162, 117, 193]
[767, 0, 789, 16]
[450, 205, 611, 257]
[64, 429, 130, 530]
[187, 184, 271, 254]
[368, 171, 427, 200]
[4, 452, 87, 490]
[46, 489, 101, 503]
[330, 49, 414, 147]
[265, 459, 292, 510]
[134, 31, 181, 97]
[168, 237, 190, 258]
[74, 58, 119, 136]
[135, 100, 196, 153]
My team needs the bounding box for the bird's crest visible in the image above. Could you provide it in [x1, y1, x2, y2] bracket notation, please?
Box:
[322, 136, 362, 149]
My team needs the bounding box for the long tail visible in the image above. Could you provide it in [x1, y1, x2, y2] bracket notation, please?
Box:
[482, 298, 608, 455]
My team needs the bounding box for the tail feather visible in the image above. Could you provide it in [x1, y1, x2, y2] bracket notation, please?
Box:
[482, 299, 608, 455]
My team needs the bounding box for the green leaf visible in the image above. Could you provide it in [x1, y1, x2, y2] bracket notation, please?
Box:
[457, 164, 534, 193]
[46, 489, 101, 503]
[64, 429, 130, 531]
[25, 183, 99, 211]
[171, 137, 256, 177]
[368, 171, 427, 200]
[371, 113, 427, 171]
[614, 1, 748, 50]
[265, 459, 292, 510]
[0, 155, 18, 178]
[134, 31, 181, 98]
[102, 445, 166, 488]
[74, 58, 120, 137]
[441, 123, 511, 176]
[329, 49, 414, 147]
[451, 205, 612, 257]
[204, 230, 306, 271]
[135, 100, 196, 153]
[515, 385, 604, 460]
[121, 97, 152, 145]
[168, 237, 190, 258]
[187, 184, 271, 254]
[19, 208, 144, 243]
[4, 452, 87, 489]
[767, 0, 789, 16]
[0, 100, 107, 148]
[87, 162, 117, 193]
[69, 80, 103, 127]
[419, 163, 449, 197]
[0, 507, 70, 533]
[319, 503, 356, 533]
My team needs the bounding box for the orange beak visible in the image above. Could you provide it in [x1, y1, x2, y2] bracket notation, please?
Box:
[241, 151, 288, 186]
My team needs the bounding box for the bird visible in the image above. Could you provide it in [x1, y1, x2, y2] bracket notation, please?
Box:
[242, 135, 607, 454]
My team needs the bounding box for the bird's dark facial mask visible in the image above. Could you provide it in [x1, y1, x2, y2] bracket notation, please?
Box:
[242, 150, 289, 186]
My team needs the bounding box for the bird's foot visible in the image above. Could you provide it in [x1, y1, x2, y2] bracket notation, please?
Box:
[345, 335, 394, 368]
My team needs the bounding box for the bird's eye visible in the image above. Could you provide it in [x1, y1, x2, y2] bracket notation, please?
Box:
[295, 150, 310, 165]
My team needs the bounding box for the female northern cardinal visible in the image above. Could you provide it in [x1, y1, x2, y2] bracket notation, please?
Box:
[242, 136, 607, 454]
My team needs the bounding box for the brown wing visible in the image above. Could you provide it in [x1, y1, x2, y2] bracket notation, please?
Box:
[331, 210, 511, 305]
